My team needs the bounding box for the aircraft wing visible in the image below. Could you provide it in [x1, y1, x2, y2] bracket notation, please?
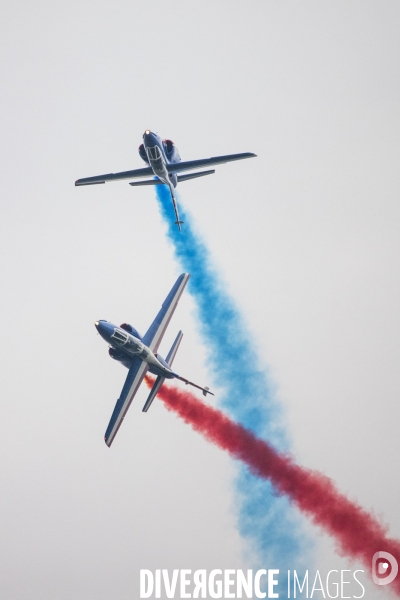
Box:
[142, 273, 190, 353]
[75, 167, 154, 186]
[167, 152, 256, 174]
[104, 357, 148, 447]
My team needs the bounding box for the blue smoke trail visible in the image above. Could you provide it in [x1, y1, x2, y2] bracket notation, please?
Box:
[156, 186, 312, 581]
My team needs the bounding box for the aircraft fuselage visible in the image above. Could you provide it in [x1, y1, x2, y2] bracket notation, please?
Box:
[95, 320, 176, 379]
[140, 130, 181, 181]
[140, 130, 183, 228]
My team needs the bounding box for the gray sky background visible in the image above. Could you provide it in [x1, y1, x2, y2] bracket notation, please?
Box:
[0, 2, 399, 598]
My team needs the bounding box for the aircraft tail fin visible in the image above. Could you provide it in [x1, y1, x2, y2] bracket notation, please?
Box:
[142, 331, 184, 412]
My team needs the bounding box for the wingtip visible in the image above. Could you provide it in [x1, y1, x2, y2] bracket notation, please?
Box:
[177, 272, 191, 286]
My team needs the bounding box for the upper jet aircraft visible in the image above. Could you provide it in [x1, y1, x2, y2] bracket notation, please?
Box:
[75, 130, 256, 230]
[95, 273, 213, 447]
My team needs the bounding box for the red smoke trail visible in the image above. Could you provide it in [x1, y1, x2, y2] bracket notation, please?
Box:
[146, 377, 400, 594]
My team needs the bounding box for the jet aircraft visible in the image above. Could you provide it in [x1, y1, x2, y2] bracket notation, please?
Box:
[75, 130, 256, 229]
[95, 273, 213, 447]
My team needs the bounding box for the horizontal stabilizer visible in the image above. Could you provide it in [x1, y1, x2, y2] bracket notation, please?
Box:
[177, 170, 215, 182]
[142, 375, 165, 412]
[129, 178, 163, 187]
[165, 331, 184, 366]
[142, 331, 184, 412]
[128, 170, 215, 189]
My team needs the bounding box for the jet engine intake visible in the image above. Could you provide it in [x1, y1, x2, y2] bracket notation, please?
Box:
[163, 139, 181, 163]
[163, 139, 174, 157]
[109, 347, 124, 360]
[138, 143, 148, 163]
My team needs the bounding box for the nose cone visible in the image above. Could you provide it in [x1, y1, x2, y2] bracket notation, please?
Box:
[95, 320, 114, 342]
[143, 130, 157, 146]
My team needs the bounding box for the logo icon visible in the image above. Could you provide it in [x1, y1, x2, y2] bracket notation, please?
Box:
[372, 551, 398, 585]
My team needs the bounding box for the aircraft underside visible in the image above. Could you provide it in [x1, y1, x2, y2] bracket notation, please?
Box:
[75, 129, 256, 231]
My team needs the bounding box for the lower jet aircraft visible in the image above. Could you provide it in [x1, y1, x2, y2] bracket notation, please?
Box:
[95, 273, 213, 447]
[75, 130, 256, 230]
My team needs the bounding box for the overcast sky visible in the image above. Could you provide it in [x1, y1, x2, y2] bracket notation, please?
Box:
[0, 2, 399, 598]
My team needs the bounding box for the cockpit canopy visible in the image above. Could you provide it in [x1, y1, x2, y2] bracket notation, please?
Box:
[146, 145, 162, 161]
[120, 323, 141, 339]
[111, 328, 129, 345]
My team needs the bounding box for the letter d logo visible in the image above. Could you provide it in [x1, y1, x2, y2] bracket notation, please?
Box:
[372, 551, 398, 585]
